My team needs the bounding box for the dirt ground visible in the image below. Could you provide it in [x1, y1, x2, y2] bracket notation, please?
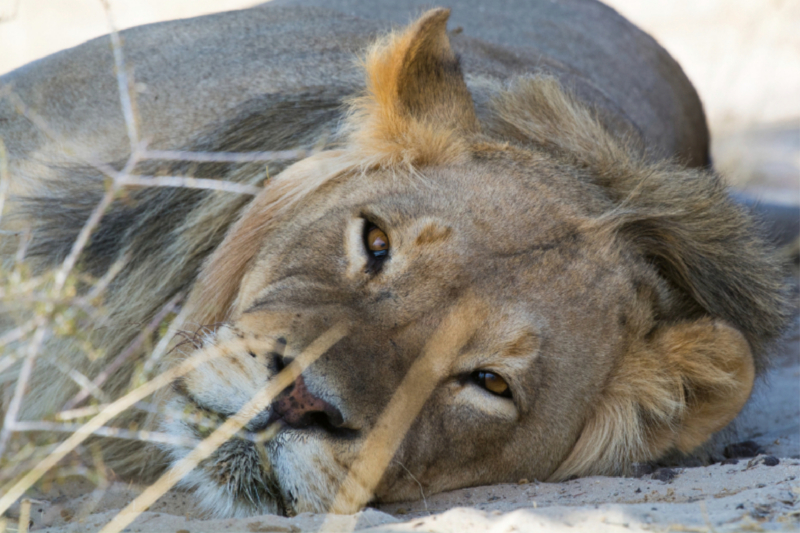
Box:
[6, 325, 798, 531]
[1, 0, 798, 532]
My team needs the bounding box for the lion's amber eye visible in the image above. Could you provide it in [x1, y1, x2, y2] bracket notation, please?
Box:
[473, 370, 512, 398]
[366, 226, 389, 257]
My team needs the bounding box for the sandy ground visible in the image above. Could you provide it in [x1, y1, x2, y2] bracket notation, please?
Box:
[5, 325, 798, 532]
[1, 1, 799, 532]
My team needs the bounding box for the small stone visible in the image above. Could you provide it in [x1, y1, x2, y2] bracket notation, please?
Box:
[635, 488, 642, 493]
[724, 440, 765, 458]
[751, 504, 771, 519]
[763, 455, 780, 466]
[651, 468, 678, 482]
[517, 478, 529, 485]
[747, 455, 781, 468]
[631, 463, 655, 478]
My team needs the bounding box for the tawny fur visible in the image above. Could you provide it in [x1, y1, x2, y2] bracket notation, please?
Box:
[0, 4, 791, 517]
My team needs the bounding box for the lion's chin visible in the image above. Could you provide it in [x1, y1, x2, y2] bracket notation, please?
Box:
[162, 437, 286, 518]
[159, 414, 352, 517]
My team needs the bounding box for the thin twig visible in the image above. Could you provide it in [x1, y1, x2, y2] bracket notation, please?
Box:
[52, 186, 118, 293]
[76, 444, 111, 522]
[1, 90, 125, 182]
[56, 404, 108, 421]
[0, 138, 9, 226]
[18, 498, 30, 533]
[50, 360, 111, 404]
[63, 292, 183, 410]
[0, 317, 44, 350]
[82, 253, 130, 303]
[98, 0, 138, 153]
[13, 226, 30, 265]
[10, 421, 200, 448]
[142, 149, 310, 164]
[52, 142, 144, 293]
[394, 461, 429, 514]
[115, 174, 263, 196]
[141, 303, 193, 377]
[0, 324, 47, 458]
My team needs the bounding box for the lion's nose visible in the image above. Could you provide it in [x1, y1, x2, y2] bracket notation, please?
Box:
[267, 375, 344, 430]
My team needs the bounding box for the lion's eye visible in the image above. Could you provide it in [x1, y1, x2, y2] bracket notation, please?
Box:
[365, 225, 390, 258]
[473, 370, 512, 398]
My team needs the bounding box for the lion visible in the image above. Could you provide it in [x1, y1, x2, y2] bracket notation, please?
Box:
[0, 0, 791, 518]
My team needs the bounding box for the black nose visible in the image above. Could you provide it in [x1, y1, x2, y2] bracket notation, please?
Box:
[266, 375, 344, 430]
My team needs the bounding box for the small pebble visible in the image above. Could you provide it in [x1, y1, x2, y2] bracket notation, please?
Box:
[651, 468, 678, 482]
[723, 440, 764, 458]
[631, 463, 655, 477]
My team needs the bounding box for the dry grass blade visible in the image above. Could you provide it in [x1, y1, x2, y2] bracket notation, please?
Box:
[0, 138, 9, 225]
[0, 317, 44, 350]
[320, 299, 484, 528]
[99, 321, 349, 533]
[0, 325, 47, 458]
[81, 254, 130, 303]
[115, 174, 263, 196]
[0, 90, 117, 182]
[0, 335, 243, 515]
[98, 0, 138, 153]
[63, 292, 183, 410]
[17, 498, 30, 533]
[51, 139, 144, 293]
[142, 149, 311, 163]
[55, 404, 109, 421]
[52, 184, 118, 292]
[11, 421, 200, 448]
[141, 307, 194, 379]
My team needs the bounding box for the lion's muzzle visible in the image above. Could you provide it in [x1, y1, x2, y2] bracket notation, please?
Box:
[266, 375, 345, 431]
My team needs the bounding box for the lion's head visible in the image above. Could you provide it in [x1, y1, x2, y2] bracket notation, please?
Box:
[142, 9, 788, 517]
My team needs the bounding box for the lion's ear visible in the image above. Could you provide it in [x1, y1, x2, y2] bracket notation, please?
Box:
[550, 318, 755, 480]
[345, 8, 479, 165]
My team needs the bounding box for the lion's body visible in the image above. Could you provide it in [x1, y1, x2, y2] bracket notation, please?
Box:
[2, 0, 708, 184]
[0, 0, 790, 519]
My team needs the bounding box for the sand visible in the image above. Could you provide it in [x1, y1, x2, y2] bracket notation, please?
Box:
[2, 325, 795, 532]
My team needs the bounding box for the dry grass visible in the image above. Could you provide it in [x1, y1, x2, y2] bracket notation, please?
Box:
[0, 2, 795, 531]
[0, 5, 459, 530]
[0, 0, 307, 524]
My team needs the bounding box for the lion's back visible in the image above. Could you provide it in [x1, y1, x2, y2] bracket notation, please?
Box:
[1, 0, 708, 181]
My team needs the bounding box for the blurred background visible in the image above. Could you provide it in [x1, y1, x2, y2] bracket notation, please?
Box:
[0, 0, 798, 197]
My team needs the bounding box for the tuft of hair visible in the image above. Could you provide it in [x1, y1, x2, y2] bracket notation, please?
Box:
[342, 8, 479, 168]
[489, 76, 792, 372]
[550, 319, 755, 479]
